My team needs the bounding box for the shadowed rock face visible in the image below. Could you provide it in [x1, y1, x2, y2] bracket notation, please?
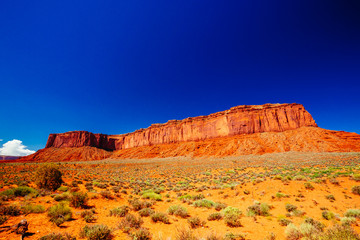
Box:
[45, 103, 317, 150]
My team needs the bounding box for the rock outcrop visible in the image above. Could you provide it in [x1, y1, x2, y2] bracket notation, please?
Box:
[18, 103, 360, 162]
[45, 131, 115, 151]
[45, 103, 317, 150]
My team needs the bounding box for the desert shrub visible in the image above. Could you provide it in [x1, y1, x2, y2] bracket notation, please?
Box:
[224, 232, 246, 240]
[319, 224, 360, 240]
[276, 192, 289, 199]
[69, 192, 88, 208]
[285, 204, 298, 212]
[344, 209, 360, 218]
[224, 213, 242, 227]
[39, 232, 76, 240]
[128, 199, 154, 211]
[208, 212, 223, 221]
[35, 164, 63, 191]
[205, 232, 222, 240]
[57, 186, 69, 192]
[304, 182, 314, 190]
[326, 195, 336, 201]
[299, 222, 319, 239]
[341, 217, 357, 226]
[81, 210, 96, 223]
[48, 203, 72, 226]
[131, 228, 152, 240]
[352, 174, 360, 182]
[138, 208, 154, 217]
[352, 186, 360, 195]
[187, 216, 204, 229]
[329, 177, 339, 185]
[304, 218, 325, 232]
[100, 190, 113, 199]
[151, 212, 170, 224]
[247, 202, 270, 216]
[278, 216, 292, 226]
[285, 223, 303, 240]
[175, 227, 198, 240]
[0, 204, 21, 216]
[54, 192, 70, 202]
[322, 211, 335, 220]
[168, 205, 188, 218]
[0, 186, 38, 199]
[193, 199, 215, 208]
[223, 206, 242, 217]
[119, 214, 143, 231]
[142, 190, 162, 201]
[79, 224, 113, 240]
[0, 216, 7, 225]
[109, 205, 129, 217]
[214, 202, 227, 211]
[21, 203, 45, 214]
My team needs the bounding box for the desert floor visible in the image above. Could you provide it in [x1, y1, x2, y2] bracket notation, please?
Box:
[1, 152, 360, 240]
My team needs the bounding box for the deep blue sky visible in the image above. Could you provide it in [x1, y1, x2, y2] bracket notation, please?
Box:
[1, 0, 359, 151]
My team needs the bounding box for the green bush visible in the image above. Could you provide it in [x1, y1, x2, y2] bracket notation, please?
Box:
[193, 199, 215, 208]
[344, 209, 360, 218]
[168, 205, 188, 218]
[109, 205, 130, 217]
[0, 186, 38, 199]
[35, 164, 63, 191]
[341, 217, 357, 226]
[142, 190, 162, 201]
[39, 232, 76, 240]
[322, 211, 335, 220]
[151, 212, 170, 224]
[352, 174, 360, 182]
[21, 203, 45, 214]
[54, 192, 70, 202]
[79, 224, 113, 240]
[48, 203, 72, 226]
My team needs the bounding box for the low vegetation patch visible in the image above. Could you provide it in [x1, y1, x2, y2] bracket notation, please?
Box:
[47, 203, 72, 226]
[79, 224, 113, 240]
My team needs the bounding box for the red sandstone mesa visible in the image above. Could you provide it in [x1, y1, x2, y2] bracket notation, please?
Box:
[18, 103, 360, 162]
[45, 103, 317, 150]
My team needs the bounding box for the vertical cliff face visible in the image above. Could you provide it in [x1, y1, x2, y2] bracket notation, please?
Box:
[112, 103, 317, 149]
[45, 103, 318, 150]
[45, 131, 116, 151]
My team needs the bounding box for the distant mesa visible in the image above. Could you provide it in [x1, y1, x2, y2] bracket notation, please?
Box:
[19, 103, 360, 162]
[0, 155, 20, 161]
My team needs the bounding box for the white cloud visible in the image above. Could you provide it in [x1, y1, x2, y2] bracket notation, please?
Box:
[0, 139, 35, 156]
